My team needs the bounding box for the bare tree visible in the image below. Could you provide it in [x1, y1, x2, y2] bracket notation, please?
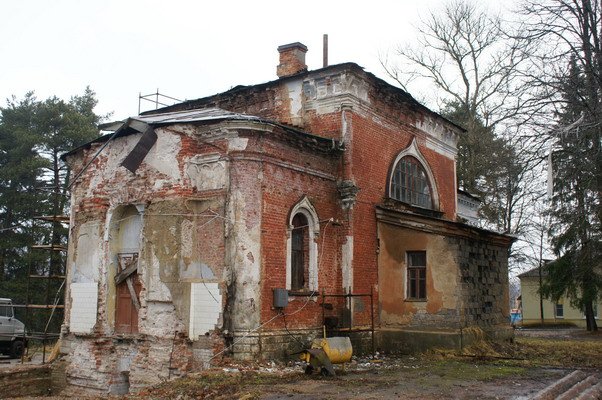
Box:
[517, 0, 602, 331]
[381, 1, 533, 129]
[381, 0, 542, 261]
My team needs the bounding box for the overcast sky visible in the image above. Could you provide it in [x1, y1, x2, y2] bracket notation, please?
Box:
[1, 0, 508, 121]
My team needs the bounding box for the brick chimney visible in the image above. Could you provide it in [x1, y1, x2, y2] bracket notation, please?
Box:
[277, 42, 308, 78]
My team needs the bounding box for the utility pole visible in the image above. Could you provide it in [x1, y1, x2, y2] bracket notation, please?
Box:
[538, 227, 545, 326]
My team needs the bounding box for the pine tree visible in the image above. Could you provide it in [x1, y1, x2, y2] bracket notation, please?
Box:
[544, 57, 601, 331]
[0, 89, 101, 333]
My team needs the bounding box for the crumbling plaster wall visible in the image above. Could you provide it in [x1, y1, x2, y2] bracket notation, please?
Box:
[64, 125, 255, 391]
[377, 221, 511, 333]
[377, 223, 459, 328]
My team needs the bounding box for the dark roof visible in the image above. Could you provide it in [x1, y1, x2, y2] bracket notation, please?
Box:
[143, 62, 465, 133]
[517, 267, 545, 278]
[517, 261, 555, 278]
[457, 189, 482, 202]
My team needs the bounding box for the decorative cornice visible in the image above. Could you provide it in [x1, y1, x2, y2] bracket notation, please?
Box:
[375, 205, 515, 247]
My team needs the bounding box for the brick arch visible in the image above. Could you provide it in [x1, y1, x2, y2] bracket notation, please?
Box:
[285, 196, 319, 291]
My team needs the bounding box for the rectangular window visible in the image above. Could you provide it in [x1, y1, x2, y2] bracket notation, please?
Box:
[555, 302, 564, 318]
[407, 251, 426, 300]
[0, 304, 11, 318]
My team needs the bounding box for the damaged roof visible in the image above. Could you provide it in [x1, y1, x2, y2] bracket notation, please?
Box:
[144, 62, 465, 133]
[62, 107, 339, 161]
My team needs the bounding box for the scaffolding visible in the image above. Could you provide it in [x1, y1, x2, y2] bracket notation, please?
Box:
[138, 89, 181, 115]
[20, 211, 68, 364]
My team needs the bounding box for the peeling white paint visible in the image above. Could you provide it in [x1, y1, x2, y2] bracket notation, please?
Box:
[342, 235, 353, 291]
[72, 222, 102, 283]
[146, 252, 173, 302]
[227, 137, 248, 151]
[185, 154, 227, 191]
[70, 282, 98, 334]
[227, 188, 261, 330]
[415, 116, 458, 160]
[144, 129, 182, 180]
[285, 79, 303, 125]
[140, 301, 180, 337]
[189, 282, 221, 339]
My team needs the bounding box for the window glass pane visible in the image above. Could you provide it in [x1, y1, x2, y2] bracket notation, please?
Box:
[409, 251, 426, 266]
[391, 156, 433, 209]
[407, 251, 426, 300]
[555, 303, 564, 318]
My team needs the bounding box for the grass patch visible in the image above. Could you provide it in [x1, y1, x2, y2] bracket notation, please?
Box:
[514, 337, 602, 368]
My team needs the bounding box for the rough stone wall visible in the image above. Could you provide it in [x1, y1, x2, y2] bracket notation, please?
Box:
[453, 237, 510, 329]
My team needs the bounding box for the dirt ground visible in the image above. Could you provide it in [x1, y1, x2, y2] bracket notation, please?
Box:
[12, 327, 602, 400]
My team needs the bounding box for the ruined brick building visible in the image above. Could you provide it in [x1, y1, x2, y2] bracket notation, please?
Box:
[61, 42, 514, 394]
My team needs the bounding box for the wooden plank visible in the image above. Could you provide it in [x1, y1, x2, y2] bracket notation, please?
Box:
[31, 244, 68, 252]
[29, 275, 66, 279]
[126, 278, 141, 311]
[114, 262, 138, 286]
[33, 215, 70, 223]
[11, 305, 65, 309]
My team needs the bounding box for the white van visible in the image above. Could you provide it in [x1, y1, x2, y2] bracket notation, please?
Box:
[0, 298, 26, 358]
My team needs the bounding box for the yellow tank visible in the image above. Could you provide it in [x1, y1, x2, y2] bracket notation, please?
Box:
[310, 336, 353, 364]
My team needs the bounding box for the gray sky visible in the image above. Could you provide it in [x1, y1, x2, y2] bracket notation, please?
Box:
[1, 0, 506, 120]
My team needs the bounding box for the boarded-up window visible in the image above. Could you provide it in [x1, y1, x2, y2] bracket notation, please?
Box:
[115, 253, 141, 334]
[113, 206, 142, 334]
[407, 251, 426, 300]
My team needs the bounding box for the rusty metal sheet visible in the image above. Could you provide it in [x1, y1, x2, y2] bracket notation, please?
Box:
[121, 127, 157, 173]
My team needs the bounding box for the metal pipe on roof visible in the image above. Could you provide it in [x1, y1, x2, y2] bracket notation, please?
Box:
[323, 34, 328, 68]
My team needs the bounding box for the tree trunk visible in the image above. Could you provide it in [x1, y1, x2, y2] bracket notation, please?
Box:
[584, 301, 598, 331]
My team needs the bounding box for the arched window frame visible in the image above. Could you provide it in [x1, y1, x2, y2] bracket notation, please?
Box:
[286, 196, 320, 291]
[388, 138, 440, 210]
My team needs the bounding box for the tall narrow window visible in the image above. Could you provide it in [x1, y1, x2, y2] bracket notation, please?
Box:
[286, 197, 319, 291]
[391, 156, 433, 209]
[113, 206, 142, 334]
[291, 213, 308, 290]
[407, 251, 426, 300]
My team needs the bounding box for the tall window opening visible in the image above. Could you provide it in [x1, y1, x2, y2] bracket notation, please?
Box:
[291, 213, 309, 291]
[407, 251, 427, 300]
[286, 197, 319, 291]
[113, 206, 142, 334]
[391, 156, 433, 209]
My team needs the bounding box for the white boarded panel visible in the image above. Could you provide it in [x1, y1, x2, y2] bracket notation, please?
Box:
[189, 282, 221, 340]
[70, 282, 98, 334]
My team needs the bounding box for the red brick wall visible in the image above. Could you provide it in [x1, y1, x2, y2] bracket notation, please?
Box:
[244, 133, 344, 330]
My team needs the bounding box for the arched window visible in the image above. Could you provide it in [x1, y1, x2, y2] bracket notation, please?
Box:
[388, 138, 439, 210]
[291, 214, 309, 290]
[286, 197, 319, 291]
[391, 156, 433, 209]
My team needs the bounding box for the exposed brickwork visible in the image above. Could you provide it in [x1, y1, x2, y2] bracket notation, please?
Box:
[0, 365, 52, 398]
[277, 43, 308, 78]
[62, 44, 513, 394]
